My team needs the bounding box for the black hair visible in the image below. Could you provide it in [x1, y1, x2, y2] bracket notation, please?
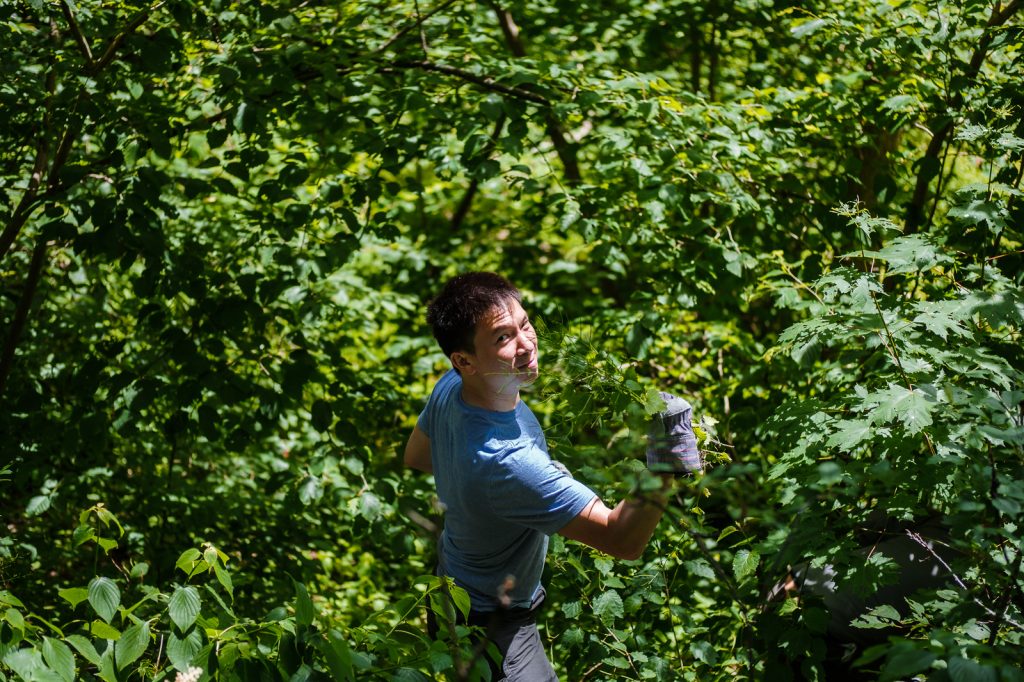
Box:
[426, 272, 522, 358]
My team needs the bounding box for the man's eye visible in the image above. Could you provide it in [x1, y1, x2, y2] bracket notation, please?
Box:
[497, 334, 510, 343]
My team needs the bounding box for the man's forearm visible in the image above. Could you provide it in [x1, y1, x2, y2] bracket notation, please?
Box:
[560, 479, 673, 560]
[606, 486, 669, 560]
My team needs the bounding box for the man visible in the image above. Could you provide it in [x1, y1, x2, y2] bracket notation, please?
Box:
[404, 272, 699, 680]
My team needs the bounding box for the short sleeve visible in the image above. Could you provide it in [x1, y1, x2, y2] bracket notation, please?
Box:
[487, 445, 596, 535]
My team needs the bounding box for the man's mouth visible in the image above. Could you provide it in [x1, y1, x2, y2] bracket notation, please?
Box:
[515, 355, 537, 371]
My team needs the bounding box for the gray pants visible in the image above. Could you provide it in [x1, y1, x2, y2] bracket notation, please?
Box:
[430, 587, 557, 681]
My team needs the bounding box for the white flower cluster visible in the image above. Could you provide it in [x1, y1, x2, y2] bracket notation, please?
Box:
[174, 667, 203, 682]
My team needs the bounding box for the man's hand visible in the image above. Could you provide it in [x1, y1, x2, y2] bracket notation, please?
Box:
[646, 392, 702, 476]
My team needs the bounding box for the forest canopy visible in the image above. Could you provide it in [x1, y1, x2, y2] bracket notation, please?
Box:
[1, 0, 1023, 679]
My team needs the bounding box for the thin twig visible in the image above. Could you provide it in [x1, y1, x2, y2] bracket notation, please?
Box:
[390, 60, 551, 106]
[905, 531, 1024, 632]
[375, 0, 459, 53]
[92, 1, 165, 74]
[0, 239, 49, 398]
[60, 0, 95, 66]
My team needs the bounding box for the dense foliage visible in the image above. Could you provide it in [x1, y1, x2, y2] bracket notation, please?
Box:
[1, 0, 1022, 679]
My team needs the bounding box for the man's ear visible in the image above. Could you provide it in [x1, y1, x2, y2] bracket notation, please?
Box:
[450, 351, 475, 375]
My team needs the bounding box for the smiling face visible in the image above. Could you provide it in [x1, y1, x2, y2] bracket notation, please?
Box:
[452, 297, 539, 409]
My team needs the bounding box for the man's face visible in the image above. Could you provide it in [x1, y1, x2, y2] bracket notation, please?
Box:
[463, 297, 539, 392]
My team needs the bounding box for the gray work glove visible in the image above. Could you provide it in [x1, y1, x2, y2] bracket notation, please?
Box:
[646, 392, 702, 476]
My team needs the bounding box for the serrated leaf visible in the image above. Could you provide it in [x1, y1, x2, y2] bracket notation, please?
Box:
[732, 550, 760, 581]
[643, 388, 667, 416]
[913, 302, 972, 341]
[826, 419, 874, 450]
[168, 586, 201, 631]
[858, 235, 952, 275]
[684, 559, 716, 579]
[42, 637, 76, 682]
[560, 199, 581, 230]
[948, 199, 1005, 231]
[562, 627, 584, 646]
[115, 620, 150, 670]
[592, 590, 623, 625]
[561, 600, 582, 619]
[87, 577, 120, 623]
[298, 475, 323, 505]
[872, 384, 935, 434]
[166, 627, 202, 671]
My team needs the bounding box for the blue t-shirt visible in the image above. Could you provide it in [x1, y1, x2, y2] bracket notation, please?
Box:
[417, 369, 597, 611]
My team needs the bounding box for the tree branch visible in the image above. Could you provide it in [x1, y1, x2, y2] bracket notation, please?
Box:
[904, 0, 1022, 233]
[450, 114, 506, 231]
[491, 4, 581, 184]
[389, 59, 551, 106]
[0, 49, 56, 262]
[60, 0, 95, 67]
[91, 1, 165, 74]
[905, 530, 1024, 634]
[0, 239, 49, 399]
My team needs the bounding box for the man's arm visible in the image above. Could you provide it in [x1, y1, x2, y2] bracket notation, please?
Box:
[404, 424, 433, 473]
[559, 481, 671, 561]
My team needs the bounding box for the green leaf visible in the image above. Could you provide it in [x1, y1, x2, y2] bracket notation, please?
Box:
[321, 630, 355, 682]
[592, 590, 623, 625]
[732, 549, 760, 582]
[880, 94, 916, 111]
[299, 475, 323, 505]
[684, 559, 716, 579]
[115, 620, 150, 670]
[87, 577, 120, 623]
[791, 17, 826, 37]
[213, 563, 234, 599]
[175, 548, 204, 576]
[857, 236, 952, 275]
[643, 388, 667, 416]
[826, 419, 874, 450]
[561, 601, 582, 619]
[0, 591, 24, 608]
[42, 637, 77, 682]
[166, 627, 202, 672]
[872, 384, 935, 434]
[2, 649, 45, 681]
[168, 586, 201, 631]
[947, 656, 998, 682]
[293, 579, 314, 626]
[948, 199, 1005, 231]
[880, 649, 935, 681]
[89, 620, 121, 640]
[5, 607, 25, 630]
[913, 301, 971, 340]
[65, 635, 102, 667]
